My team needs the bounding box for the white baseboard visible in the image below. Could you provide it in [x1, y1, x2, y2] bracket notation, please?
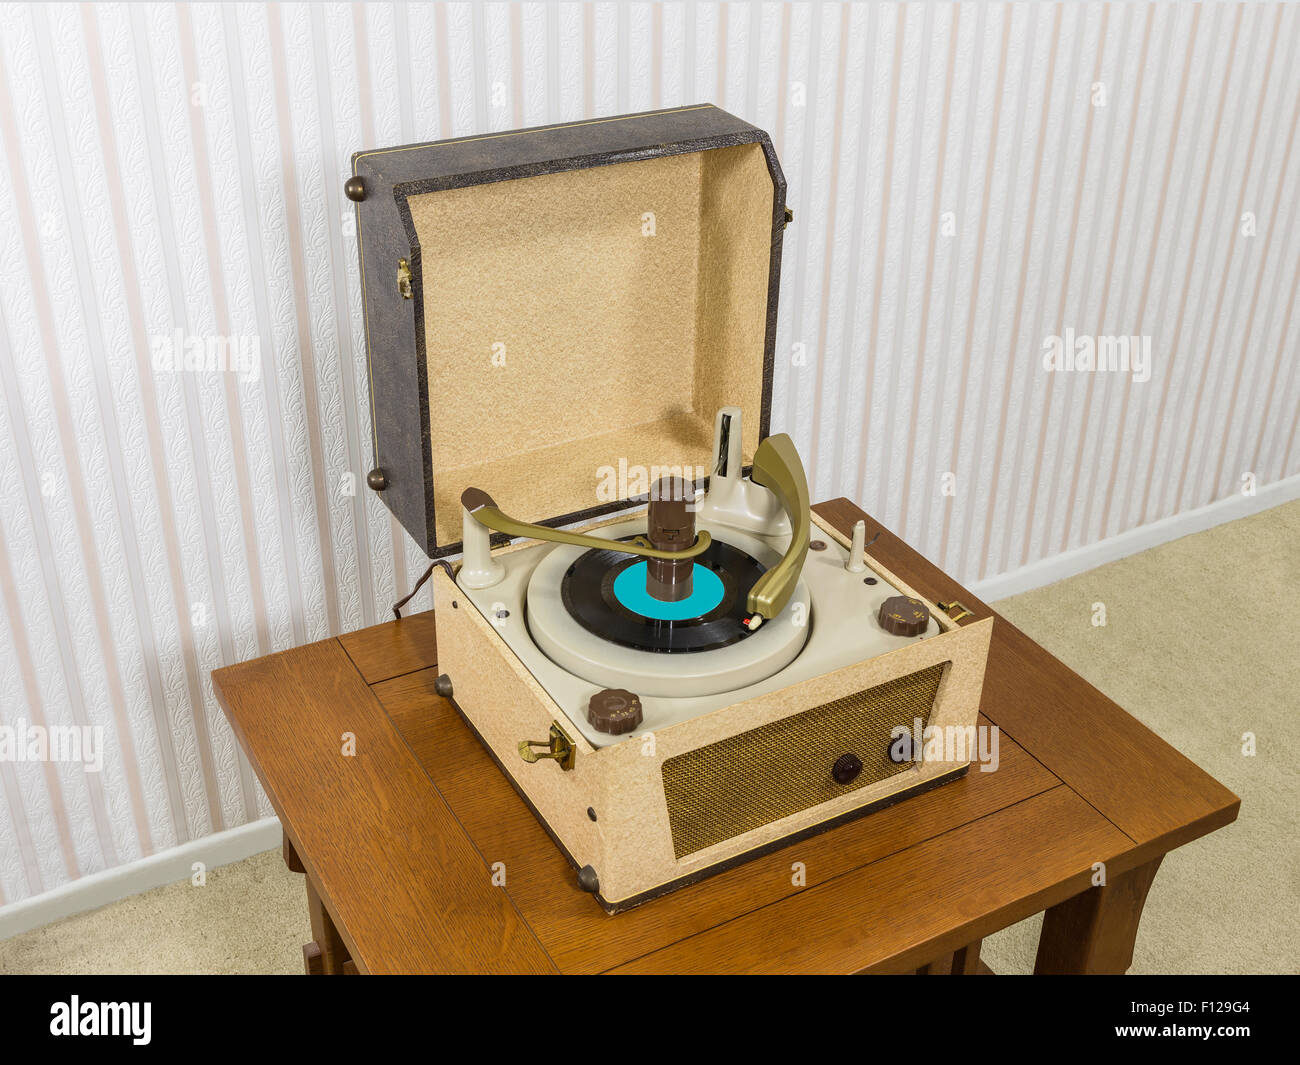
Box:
[971, 472, 1300, 603]
[0, 816, 282, 941]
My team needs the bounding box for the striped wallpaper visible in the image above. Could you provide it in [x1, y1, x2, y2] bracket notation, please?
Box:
[0, 1, 1297, 906]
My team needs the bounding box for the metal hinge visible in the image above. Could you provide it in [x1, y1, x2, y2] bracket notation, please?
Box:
[937, 600, 975, 623]
[518, 721, 576, 771]
[397, 258, 413, 300]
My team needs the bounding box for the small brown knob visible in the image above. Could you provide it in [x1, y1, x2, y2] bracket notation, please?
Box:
[344, 175, 366, 202]
[587, 689, 643, 735]
[878, 595, 930, 637]
[366, 468, 387, 491]
[832, 753, 863, 785]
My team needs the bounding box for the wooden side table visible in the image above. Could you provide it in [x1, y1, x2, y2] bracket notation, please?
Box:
[213, 499, 1239, 974]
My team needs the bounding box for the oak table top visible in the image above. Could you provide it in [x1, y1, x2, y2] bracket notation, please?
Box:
[212, 499, 1239, 975]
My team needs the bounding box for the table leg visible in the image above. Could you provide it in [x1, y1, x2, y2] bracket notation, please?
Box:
[1034, 856, 1163, 974]
[909, 940, 983, 975]
[951, 941, 984, 974]
[282, 832, 305, 874]
[305, 877, 352, 975]
[284, 828, 354, 975]
[914, 951, 954, 975]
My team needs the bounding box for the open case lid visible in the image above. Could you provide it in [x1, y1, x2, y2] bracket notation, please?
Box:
[350, 104, 787, 558]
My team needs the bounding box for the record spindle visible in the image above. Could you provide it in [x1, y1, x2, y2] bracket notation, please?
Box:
[645, 476, 695, 602]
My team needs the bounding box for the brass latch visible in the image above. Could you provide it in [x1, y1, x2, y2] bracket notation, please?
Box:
[783, 206, 794, 228]
[518, 721, 576, 771]
[937, 600, 975, 623]
[397, 258, 413, 300]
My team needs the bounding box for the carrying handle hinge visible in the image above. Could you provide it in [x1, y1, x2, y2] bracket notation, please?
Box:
[518, 722, 576, 772]
[936, 600, 975, 623]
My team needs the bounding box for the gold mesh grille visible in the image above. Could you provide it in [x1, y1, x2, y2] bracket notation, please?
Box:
[661, 662, 949, 859]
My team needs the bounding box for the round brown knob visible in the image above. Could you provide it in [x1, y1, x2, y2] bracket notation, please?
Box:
[832, 753, 863, 785]
[366, 468, 387, 491]
[587, 688, 643, 735]
[878, 595, 930, 637]
[344, 175, 366, 202]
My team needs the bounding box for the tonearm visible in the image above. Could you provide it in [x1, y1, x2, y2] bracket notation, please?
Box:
[459, 428, 810, 626]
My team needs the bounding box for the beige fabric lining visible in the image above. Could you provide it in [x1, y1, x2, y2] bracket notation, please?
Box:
[407, 143, 773, 544]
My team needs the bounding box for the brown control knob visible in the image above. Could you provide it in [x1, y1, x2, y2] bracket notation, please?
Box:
[832, 753, 863, 785]
[878, 595, 931, 637]
[587, 689, 643, 735]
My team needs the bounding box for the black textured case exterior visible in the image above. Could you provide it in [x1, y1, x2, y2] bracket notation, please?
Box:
[351, 104, 787, 558]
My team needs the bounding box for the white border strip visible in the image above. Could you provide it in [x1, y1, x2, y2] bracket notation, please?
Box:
[972, 473, 1300, 603]
[0, 816, 282, 941]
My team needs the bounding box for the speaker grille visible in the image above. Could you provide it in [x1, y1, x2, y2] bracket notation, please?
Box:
[661, 662, 949, 859]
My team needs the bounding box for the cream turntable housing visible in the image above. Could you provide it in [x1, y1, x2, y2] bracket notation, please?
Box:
[349, 104, 993, 911]
[436, 408, 991, 910]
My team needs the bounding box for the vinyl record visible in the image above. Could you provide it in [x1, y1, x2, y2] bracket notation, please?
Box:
[560, 537, 765, 653]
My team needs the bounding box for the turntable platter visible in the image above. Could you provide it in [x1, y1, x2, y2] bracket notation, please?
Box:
[559, 537, 766, 654]
[526, 519, 811, 698]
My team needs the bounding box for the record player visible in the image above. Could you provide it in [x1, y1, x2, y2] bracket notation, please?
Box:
[350, 104, 992, 912]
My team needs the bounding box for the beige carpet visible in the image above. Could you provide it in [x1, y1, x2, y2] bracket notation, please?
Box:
[0, 849, 310, 975]
[981, 498, 1299, 976]
[2, 500, 1296, 974]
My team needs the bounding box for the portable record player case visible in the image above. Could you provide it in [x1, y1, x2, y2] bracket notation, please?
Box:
[350, 104, 993, 912]
[350, 103, 784, 557]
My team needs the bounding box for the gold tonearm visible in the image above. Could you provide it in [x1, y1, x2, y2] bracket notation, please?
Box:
[459, 430, 810, 624]
[460, 487, 712, 560]
[744, 433, 810, 625]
